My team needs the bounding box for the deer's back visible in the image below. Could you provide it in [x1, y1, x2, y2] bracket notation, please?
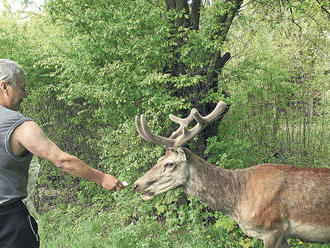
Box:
[236, 163, 330, 242]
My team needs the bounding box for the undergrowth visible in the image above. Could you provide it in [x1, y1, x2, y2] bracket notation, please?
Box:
[37, 197, 329, 248]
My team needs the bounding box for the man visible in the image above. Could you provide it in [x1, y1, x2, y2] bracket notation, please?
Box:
[0, 59, 125, 248]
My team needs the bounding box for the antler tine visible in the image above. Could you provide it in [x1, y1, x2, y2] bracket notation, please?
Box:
[202, 101, 227, 122]
[135, 115, 152, 143]
[172, 101, 227, 147]
[169, 109, 197, 127]
[135, 101, 227, 148]
[169, 108, 198, 139]
[135, 114, 175, 147]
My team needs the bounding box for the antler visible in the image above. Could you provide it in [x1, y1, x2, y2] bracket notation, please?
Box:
[135, 101, 227, 148]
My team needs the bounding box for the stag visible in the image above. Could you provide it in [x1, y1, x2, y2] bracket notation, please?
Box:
[133, 101, 330, 248]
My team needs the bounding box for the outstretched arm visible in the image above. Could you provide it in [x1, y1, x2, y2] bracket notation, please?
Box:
[12, 120, 124, 191]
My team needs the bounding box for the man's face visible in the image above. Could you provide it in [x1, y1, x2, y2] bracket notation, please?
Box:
[3, 74, 27, 111]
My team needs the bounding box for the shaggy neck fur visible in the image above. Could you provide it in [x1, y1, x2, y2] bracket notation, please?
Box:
[183, 149, 247, 216]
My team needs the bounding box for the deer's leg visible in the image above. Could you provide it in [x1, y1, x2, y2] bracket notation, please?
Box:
[263, 231, 287, 248]
[281, 239, 288, 248]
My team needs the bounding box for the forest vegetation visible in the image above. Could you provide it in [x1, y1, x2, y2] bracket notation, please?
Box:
[0, 0, 329, 247]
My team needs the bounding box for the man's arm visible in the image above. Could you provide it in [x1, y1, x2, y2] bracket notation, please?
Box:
[11, 121, 124, 191]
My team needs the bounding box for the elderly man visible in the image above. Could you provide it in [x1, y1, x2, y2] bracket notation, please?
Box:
[0, 59, 124, 248]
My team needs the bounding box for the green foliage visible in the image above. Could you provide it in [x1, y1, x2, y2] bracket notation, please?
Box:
[214, 213, 237, 232]
[38, 203, 329, 247]
[0, 0, 329, 247]
[38, 203, 257, 248]
[211, 3, 330, 167]
[205, 136, 251, 168]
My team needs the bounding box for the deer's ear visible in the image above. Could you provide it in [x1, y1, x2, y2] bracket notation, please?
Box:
[177, 147, 187, 161]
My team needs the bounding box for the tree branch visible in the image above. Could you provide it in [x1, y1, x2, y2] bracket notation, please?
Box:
[207, 0, 243, 85]
[290, 7, 302, 32]
[165, 0, 191, 27]
[240, 0, 257, 10]
[315, 0, 330, 20]
[191, 0, 202, 30]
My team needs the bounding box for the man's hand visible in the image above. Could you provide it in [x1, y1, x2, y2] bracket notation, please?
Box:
[102, 174, 125, 191]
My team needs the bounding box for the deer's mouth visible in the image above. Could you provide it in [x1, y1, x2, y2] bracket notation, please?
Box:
[141, 191, 155, 201]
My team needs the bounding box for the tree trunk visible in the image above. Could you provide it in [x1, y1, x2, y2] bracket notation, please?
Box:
[164, 0, 243, 154]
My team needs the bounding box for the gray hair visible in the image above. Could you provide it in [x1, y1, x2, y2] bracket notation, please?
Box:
[0, 59, 26, 87]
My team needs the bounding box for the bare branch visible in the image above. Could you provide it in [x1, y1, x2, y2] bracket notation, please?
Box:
[315, 0, 330, 20]
[290, 7, 303, 32]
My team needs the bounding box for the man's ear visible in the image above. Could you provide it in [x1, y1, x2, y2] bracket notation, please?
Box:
[0, 81, 9, 93]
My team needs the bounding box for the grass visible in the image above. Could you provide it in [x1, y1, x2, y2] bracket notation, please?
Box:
[38, 207, 241, 248]
[37, 204, 329, 248]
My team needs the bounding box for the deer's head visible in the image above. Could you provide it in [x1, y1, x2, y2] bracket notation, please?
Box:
[133, 101, 227, 201]
[133, 147, 189, 200]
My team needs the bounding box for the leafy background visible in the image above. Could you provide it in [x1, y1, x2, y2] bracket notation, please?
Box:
[0, 0, 329, 247]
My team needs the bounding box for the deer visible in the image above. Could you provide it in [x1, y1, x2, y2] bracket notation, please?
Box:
[133, 101, 330, 248]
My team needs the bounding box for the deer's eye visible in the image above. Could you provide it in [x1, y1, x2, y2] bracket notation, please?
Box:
[164, 162, 175, 169]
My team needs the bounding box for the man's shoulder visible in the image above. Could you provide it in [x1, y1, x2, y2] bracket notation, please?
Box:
[0, 105, 30, 123]
[0, 105, 22, 116]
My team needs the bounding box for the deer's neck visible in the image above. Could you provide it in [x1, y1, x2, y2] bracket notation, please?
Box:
[184, 153, 247, 216]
